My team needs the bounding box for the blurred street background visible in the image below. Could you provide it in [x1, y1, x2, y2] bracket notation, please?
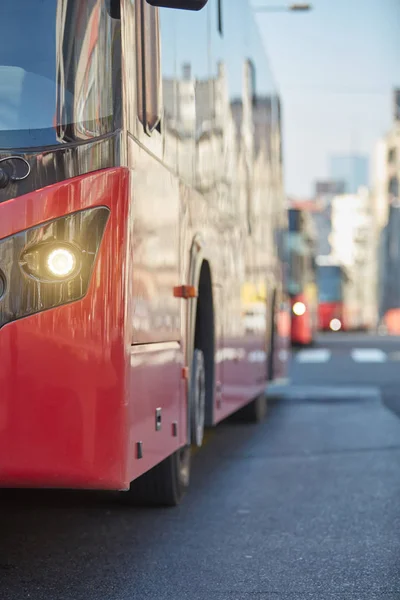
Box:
[256, 0, 400, 336]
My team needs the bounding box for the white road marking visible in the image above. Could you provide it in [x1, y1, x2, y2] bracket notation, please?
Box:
[351, 349, 387, 363]
[296, 349, 331, 363]
[294, 346, 390, 365]
[286, 386, 380, 402]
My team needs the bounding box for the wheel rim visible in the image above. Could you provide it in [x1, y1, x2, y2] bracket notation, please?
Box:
[178, 447, 191, 487]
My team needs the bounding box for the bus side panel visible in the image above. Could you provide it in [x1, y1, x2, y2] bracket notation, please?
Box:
[125, 139, 184, 481]
[127, 344, 185, 481]
[200, 0, 273, 421]
[0, 168, 130, 490]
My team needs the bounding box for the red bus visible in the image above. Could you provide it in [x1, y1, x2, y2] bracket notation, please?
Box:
[317, 257, 372, 333]
[317, 261, 345, 332]
[0, 0, 288, 505]
[287, 208, 318, 346]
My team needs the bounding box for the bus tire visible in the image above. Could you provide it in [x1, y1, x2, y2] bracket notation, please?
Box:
[121, 446, 191, 507]
[235, 392, 268, 424]
[190, 349, 206, 447]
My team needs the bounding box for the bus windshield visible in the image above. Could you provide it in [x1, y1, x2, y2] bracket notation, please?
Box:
[0, 0, 118, 149]
[317, 266, 342, 303]
[286, 231, 315, 297]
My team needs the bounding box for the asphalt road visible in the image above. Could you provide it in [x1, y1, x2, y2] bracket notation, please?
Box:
[2, 333, 400, 599]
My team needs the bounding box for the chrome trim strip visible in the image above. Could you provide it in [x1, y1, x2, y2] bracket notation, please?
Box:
[0, 132, 121, 203]
[130, 341, 181, 353]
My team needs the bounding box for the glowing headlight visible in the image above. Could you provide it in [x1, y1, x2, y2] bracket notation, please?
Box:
[330, 318, 342, 331]
[1, 207, 109, 330]
[46, 247, 77, 279]
[293, 301, 306, 316]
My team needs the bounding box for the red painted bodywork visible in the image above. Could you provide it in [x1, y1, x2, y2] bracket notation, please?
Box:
[0, 168, 147, 490]
[291, 295, 313, 345]
[318, 302, 344, 331]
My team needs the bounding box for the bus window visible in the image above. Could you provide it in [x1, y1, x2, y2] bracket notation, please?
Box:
[106, 0, 121, 19]
[136, 0, 162, 134]
[0, 0, 121, 149]
[317, 266, 342, 303]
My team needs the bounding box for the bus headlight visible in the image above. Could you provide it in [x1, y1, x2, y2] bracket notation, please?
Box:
[21, 243, 81, 283]
[330, 318, 342, 331]
[293, 301, 306, 316]
[0, 206, 109, 329]
[46, 247, 78, 279]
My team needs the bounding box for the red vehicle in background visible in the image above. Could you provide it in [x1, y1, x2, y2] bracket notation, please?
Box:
[287, 208, 318, 346]
[317, 256, 372, 333]
[316, 259, 345, 332]
[0, 0, 289, 506]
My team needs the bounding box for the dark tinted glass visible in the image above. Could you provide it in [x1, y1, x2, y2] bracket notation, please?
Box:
[288, 209, 301, 232]
[317, 266, 342, 302]
[0, 0, 121, 149]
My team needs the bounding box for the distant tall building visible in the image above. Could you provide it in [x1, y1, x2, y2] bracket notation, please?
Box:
[329, 154, 369, 194]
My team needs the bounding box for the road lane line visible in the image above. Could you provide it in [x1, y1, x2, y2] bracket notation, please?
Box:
[351, 349, 387, 363]
[286, 385, 380, 402]
[296, 349, 331, 363]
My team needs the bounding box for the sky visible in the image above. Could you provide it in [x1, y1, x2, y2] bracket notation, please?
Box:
[253, 0, 400, 197]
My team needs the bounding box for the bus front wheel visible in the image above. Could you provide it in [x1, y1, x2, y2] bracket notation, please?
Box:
[121, 446, 191, 507]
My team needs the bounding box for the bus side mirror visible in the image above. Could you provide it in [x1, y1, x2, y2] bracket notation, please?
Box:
[146, 0, 208, 9]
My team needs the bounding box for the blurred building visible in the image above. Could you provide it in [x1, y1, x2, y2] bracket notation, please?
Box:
[329, 189, 376, 328]
[330, 190, 372, 267]
[373, 89, 400, 225]
[373, 90, 400, 330]
[329, 154, 369, 194]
